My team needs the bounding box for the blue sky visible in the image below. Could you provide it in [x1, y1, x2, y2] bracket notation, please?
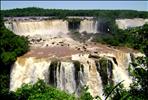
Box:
[1, 1, 148, 11]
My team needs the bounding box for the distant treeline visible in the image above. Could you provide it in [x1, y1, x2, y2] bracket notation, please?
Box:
[1, 7, 148, 18]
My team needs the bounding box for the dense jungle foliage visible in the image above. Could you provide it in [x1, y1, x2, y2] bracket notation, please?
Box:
[94, 24, 148, 56]
[0, 16, 29, 99]
[5, 79, 95, 100]
[1, 7, 148, 18]
[103, 56, 148, 100]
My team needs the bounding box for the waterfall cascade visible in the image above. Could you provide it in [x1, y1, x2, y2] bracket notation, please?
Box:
[5, 20, 69, 37]
[79, 20, 98, 33]
[5, 19, 99, 37]
[5, 18, 148, 37]
[116, 18, 148, 29]
[10, 50, 143, 99]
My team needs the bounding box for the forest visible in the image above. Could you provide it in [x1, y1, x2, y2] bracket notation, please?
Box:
[1, 7, 148, 18]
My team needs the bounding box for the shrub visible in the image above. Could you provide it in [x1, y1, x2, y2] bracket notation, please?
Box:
[15, 79, 76, 100]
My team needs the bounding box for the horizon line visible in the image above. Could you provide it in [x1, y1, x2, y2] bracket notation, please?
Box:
[2, 7, 148, 12]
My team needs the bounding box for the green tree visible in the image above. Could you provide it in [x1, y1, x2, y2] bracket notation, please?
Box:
[14, 79, 76, 100]
[1, 7, 148, 18]
[0, 16, 29, 99]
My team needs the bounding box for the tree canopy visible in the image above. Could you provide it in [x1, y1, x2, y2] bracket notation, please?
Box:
[1, 7, 148, 18]
[0, 25, 29, 66]
[0, 16, 29, 99]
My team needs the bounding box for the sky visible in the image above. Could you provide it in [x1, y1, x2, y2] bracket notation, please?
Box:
[1, 1, 148, 11]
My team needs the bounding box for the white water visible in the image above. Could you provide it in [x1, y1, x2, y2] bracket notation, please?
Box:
[10, 54, 105, 98]
[79, 20, 98, 33]
[116, 18, 148, 29]
[10, 51, 141, 99]
[5, 20, 69, 37]
[10, 57, 50, 91]
[56, 62, 76, 93]
[5, 18, 148, 37]
[5, 19, 99, 37]
[111, 52, 133, 88]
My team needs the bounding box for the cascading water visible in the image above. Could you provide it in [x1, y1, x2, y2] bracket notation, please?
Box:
[112, 52, 133, 88]
[10, 51, 142, 99]
[116, 18, 148, 29]
[5, 18, 148, 37]
[5, 20, 69, 37]
[79, 20, 98, 33]
[5, 19, 99, 37]
[10, 57, 50, 91]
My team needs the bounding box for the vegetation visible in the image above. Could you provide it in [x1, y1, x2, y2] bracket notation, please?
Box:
[14, 79, 76, 100]
[79, 86, 94, 100]
[1, 7, 148, 18]
[129, 57, 148, 99]
[0, 28, 29, 66]
[94, 24, 148, 55]
[0, 17, 29, 66]
[0, 16, 29, 99]
[103, 56, 148, 100]
[7, 79, 95, 100]
[103, 81, 127, 100]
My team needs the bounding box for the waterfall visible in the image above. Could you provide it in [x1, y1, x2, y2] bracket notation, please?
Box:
[5, 19, 99, 36]
[10, 55, 105, 98]
[10, 50, 144, 99]
[116, 18, 148, 29]
[112, 52, 133, 88]
[10, 57, 50, 91]
[5, 18, 148, 37]
[79, 20, 98, 33]
[56, 62, 76, 94]
[5, 20, 69, 37]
